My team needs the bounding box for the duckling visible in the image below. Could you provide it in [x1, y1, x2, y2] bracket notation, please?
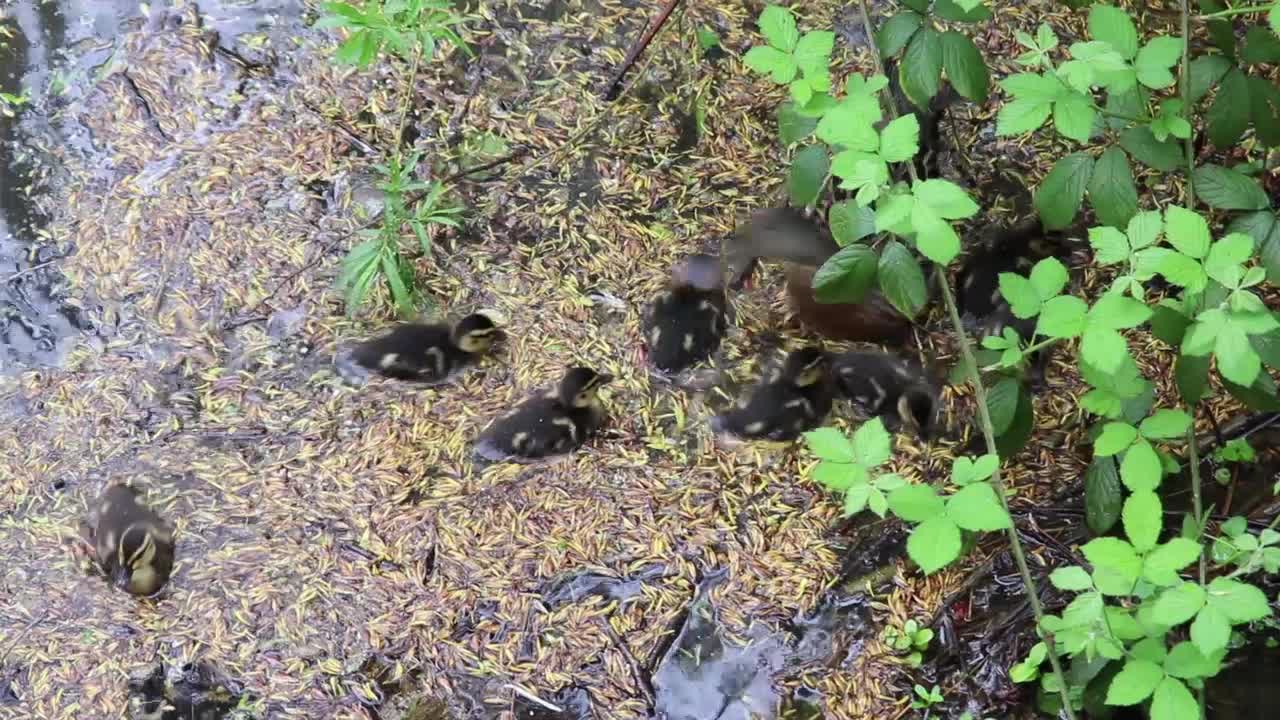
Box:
[78, 484, 175, 596]
[727, 208, 916, 345]
[713, 346, 834, 441]
[347, 312, 500, 383]
[832, 351, 940, 440]
[643, 253, 728, 373]
[885, 56, 959, 181]
[474, 367, 614, 461]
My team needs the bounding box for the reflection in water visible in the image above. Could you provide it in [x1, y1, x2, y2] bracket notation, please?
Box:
[0, 0, 302, 372]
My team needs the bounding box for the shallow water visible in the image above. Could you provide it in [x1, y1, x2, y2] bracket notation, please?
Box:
[0, 0, 302, 373]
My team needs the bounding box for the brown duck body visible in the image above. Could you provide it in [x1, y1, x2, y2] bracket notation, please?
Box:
[730, 208, 913, 345]
[81, 484, 175, 596]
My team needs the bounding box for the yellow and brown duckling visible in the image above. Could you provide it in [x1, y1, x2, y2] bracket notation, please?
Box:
[643, 253, 728, 374]
[474, 367, 614, 461]
[727, 208, 915, 345]
[347, 312, 500, 383]
[832, 350, 940, 440]
[77, 484, 175, 596]
[712, 346, 834, 441]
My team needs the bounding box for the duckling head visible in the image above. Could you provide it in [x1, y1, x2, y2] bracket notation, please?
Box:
[780, 347, 829, 387]
[558, 367, 615, 408]
[898, 386, 937, 440]
[113, 523, 165, 596]
[671, 253, 723, 292]
[453, 313, 502, 354]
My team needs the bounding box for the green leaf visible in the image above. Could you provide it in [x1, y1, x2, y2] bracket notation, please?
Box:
[1089, 226, 1131, 265]
[1150, 677, 1198, 720]
[1085, 457, 1123, 534]
[1163, 205, 1211, 259]
[788, 145, 830, 208]
[1189, 55, 1232, 104]
[1002, 72, 1065, 102]
[744, 46, 798, 84]
[1164, 642, 1217, 680]
[1088, 147, 1139, 229]
[852, 417, 893, 467]
[888, 483, 946, 522]
[1135, 36, 1183, 89]
[1144, 538, 1203, 587]
[1190, 604, 1231, 656]
[1083, 536, 1142, 596]
[877, 13, 923, 57]
[986, 377, 1020, 436]
[812, 460, 866, 492]
[877, 240, 929, 318]
[910, 202, 962, 265]
[999, 273, 1042, 319]
[1153, 581, 1207, 626]
[900, 28, 943, 107]
[804, 426, 856, 462]
[1206, 577, 1272, 622]
[940, 30, 989, 102]
[1106, 659, 1164, 705]
[1248, 75, 1280, 147]
[818, 104, 880, 150]
[1053, 91, 1096, 142]
[1205, 232, 1254, 283]
[1140, 409, 1192, 440]
[933, 0, 993, 22]
[912, 179, 979, 219]
[1088, 3, 1139, 59]
[879, 114, 920, 163]
[1207, 68, 1251, 148]
[1035, 153, 1095, 230]
[1093, 293, 1153, 330]
[994, 385, 1035, 458]
[996, 98, 1053, 136]
[1051, 566, 1094, 591]
[946, 482, 1012, 531]
[1037, 295, 1089, 338]
[1081, 326, 1128, 372]
[814, 244, 878, 303]
[1119, 126, 1185, 171]
[1128, 210, 1164, 249]
[1242, 25, 1280, 65]
[1031, 258, 1069, 301]
[794, 31, 835, 75]
[1123, 490, 1162, 552]
[1216, 320, 1262, 387]
[778, 103, 819, 144]
[1120, 438, 1163, 492]
[907, 516, 963, 574]
[1095, 422, 1138, 456]
[759, 5, 800, 52]
[829, 201, 876, 246]
[842, 483, 870, 515]
[1193, 164, 1270, 210]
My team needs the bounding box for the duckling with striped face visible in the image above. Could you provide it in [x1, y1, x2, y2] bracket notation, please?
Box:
[80, 484, 175, 596]
[474, 367, 614, 461]
[713, 347, 834, 441]
[832, 351, 939, 441]
[643, 254, 728, 374]
[348, 312, 501, 383]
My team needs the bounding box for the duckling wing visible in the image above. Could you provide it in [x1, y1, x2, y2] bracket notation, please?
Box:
[474, 400, 583, 460]
[645, 290, 726, 372]
[351, 325, 455, 381]
[716, 382, 820, 441]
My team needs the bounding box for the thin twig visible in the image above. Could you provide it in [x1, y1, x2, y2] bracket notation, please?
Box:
[601, 0, 685, 100]
[0, 611, 49, 666]
[601, 615, 656, 706]
[3, 260, 58, 282]
[440, 148, 529, 185]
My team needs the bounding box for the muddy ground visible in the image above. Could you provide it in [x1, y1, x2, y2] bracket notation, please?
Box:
[0, 1, 1275, 719]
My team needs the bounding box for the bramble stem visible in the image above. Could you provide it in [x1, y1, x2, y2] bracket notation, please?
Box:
[855, 1, 1077, 716]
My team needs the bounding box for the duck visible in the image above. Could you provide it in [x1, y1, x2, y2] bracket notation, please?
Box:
[347, 312, 500, 382]
[832, 350, 940, 440]
[643, 253, 728, 373]
[726, 207, 916, 345]
[713, 346, 834, 441]
[78, 484, 175, 596]
[474, 367, 614, 460]
[884, 56, 959, 181]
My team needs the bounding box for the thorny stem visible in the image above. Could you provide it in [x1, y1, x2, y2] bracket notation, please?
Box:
[1178, 0, 1208, 716]
[1197, 5, 1276, 20]
[855, 0, 1076, 716]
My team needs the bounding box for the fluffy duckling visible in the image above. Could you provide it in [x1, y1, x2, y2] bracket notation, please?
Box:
[643, 254, 728, 373]
[727, 208, 915, 345]
[78, 484, 175, 596]
[832, 351, 940, 440]
[713, 347, 834, 441]
[957, 221, 1067, 340]
[474, 367, 614, 461]
[348, 312, 500, 382]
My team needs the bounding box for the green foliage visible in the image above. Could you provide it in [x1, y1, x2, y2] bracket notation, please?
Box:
[318, 0, 470, 66]
[883, 618, 935, 667]
[0, 90, 29, 118]
[911, 684, 945, 711]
